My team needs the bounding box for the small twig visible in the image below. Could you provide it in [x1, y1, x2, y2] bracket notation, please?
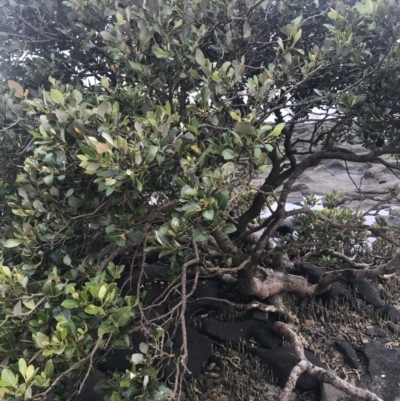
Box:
[28, 350, 42, 364]
[0, 118, 24, 132]
[323, 249, 370, 269]
[179, 239, 199, 372]
[0, 296, 47, 328]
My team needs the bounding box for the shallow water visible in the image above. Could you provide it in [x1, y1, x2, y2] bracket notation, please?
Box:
[261, 197, 389, 245]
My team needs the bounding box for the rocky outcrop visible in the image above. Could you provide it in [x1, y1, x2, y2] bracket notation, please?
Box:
[341, 341, 400, 401]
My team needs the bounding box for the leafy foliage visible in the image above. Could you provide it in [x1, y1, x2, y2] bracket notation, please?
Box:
[1, 0, 400, 399]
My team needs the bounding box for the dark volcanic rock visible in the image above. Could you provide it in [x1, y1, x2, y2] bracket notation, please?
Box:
[336, 341, 359, 369]
[294, 263, 350, 304]
[71, 369, 109, 401]
[99, 331, 147, 373]
[205, 318, 280, 345]
[341, 341, 400, 401]
[250, 314, 282, 349]
[388, 322, 400, 335]
[380, 305, 400, 323]
[250, 347, 328, 391]
[132, 264, 170, 284]
[321, 382, 343, 401]
[350, 279, 383, 308]
[124, 264, 171, 319]
[162, 327, 213, 380]
[365, 327, 387, 338]
[184, 279, 222, 317]
[99, 348, 133, 373]
[277, 217, 295, 235]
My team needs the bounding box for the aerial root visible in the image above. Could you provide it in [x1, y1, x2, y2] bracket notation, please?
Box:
[272, 322, 383, 401]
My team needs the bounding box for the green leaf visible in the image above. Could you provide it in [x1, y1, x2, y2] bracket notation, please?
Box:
[155, 230, 170, 246]
[35, 333, 49, 348]
[100, 31, 114, 42]
[126, 228, 144, 243]
[171, 217, 180, 231]
[215, 191, 229, 210]
[235, 121, 251, 135]
[25, 365, 35, 381]
[98, 101, 112, 118]
[19, 359, 27, 378]
[193, 226, 209, 242]
[110, 306, 131, 327]
[254, 147, 262, 159]
[1, 369, 16, 386]
[101, 77, 110, 90]
[3, 239, 22, 248]
[222, 223, 237, 234]
[44, 360, 54, 378]
[72, 89, 82, 104]
[292, 29, 302, 46]
[61, 299, 79, 309]
[270, 123, 285, 137]
[44, 174, 54, 186]
[43, 281, 56, 296]
[140, 366, 157, 376]
[8, 80, 24, 98]
[243, 21, 251, 38]
[111, 392, 123, 401]
[143, 146, 158, 163]
[50, 89, 65, 106]
[98, 320, 118, 335]
[221, 149, 237, 160]
[182, 202, 199, 219]
[105, 231, 125, 246]
[222, 162, 234, 176]
[84, 304, 100, 315]
[195, 48, 205, 66]
[202, 208, 214, 221]
[152, 46, 168, 59]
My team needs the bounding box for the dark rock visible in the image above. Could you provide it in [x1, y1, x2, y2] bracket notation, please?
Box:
[321, 382, 343, 401]
[122, 264, 171, 320]
[295, 263, 324, 283]
[380, 305, 400, 323]
[388, 322, 400, 335]
[365, 328, 387, 338]
[162, 327, 213, 380]
[184, 279, 222, 317]
[204, 314, 282, 348]
[99, 349, 132, 373]
[99, 330, 147, 373]
[340, 341, 400, 401]
[250, 347, 328, 391]
[336, 341, 359, 369]
[252, 309, 271, 321]
[250, 314, 282, 349]
[350, 279, 383, 308]
[71, 369, 110, 401]
[277, 217, 295, 235]
[294, 263, 350, 304]
[250, 326, 282, 349]
[318, 282, 351, 305]
[131, 264, 170, 291]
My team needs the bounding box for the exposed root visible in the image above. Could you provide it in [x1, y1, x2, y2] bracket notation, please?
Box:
[188, 297, 298, 323]
[273, 322, 384, 401]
